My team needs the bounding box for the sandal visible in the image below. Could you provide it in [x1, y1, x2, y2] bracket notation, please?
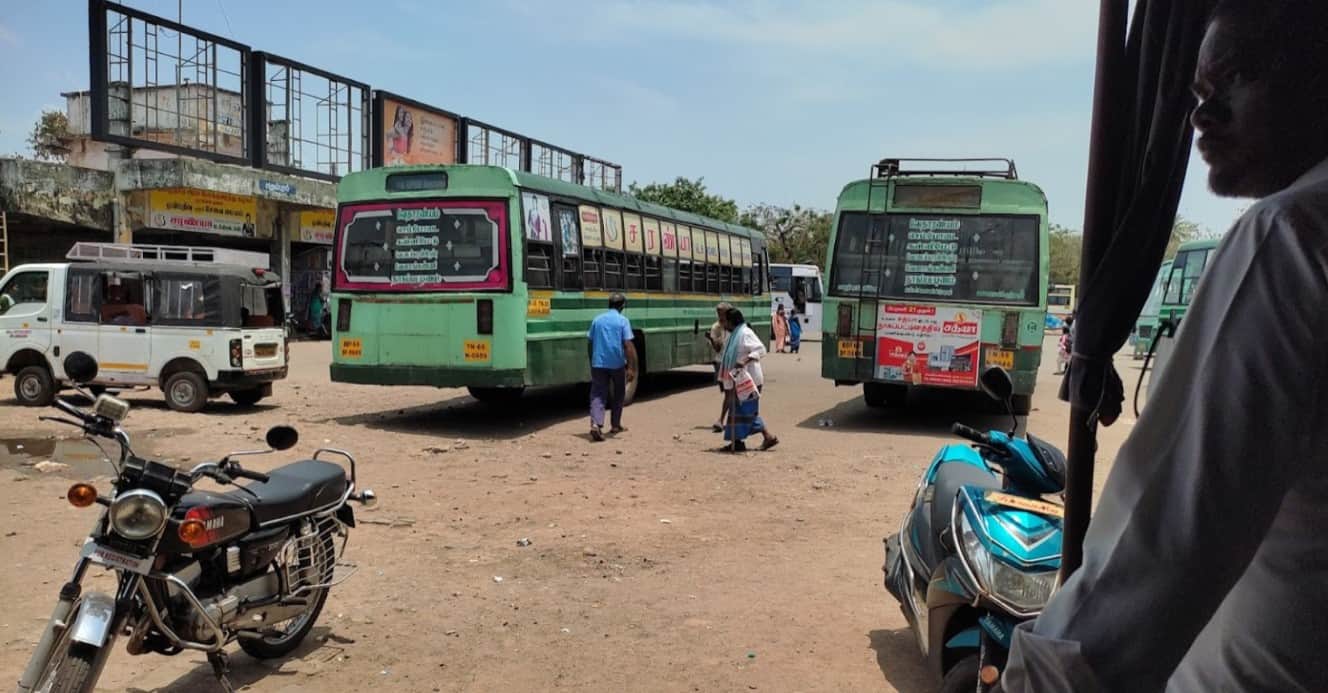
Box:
[590, 426, 605, 442]
[760, 436, 780, 451]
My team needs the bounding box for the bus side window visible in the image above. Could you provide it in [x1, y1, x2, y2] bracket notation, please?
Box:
[678, 260, 692, 293]
[661, 256, 677, 292]
[526, 242, 555, 289]
[707, 263, 720, 294]
[644, 255, 662, 291]
[604, 251, 624, 290]
[625, 253, 645, 290]
[552, 204, 582, 290]
[582, 248, 603, 289]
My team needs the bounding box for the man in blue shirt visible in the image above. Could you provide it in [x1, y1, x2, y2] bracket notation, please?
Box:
[586, 292, 637, 441]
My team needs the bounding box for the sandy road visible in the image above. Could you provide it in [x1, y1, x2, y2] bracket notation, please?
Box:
[0, 337, 1135, 692]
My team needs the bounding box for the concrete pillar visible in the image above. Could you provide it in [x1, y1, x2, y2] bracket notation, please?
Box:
[277, 212, 292, 315]
[112, 190, 132, 244]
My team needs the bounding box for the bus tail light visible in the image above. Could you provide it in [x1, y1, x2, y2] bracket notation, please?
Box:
[1001, 313, 1019, 348]
[837, 304, 853, 338]
[477, 299, 494, 335]
[229, 339, 243, 367]
[336, 299, 352, 332]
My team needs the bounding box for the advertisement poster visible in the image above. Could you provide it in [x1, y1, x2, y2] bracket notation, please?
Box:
[381, 97, 458, 166]
[557, 207, 580, 257]
[522, 193, 552, 242]
[875, 304, 982, 388]
[719, 234, 732, 266]
[643, 218, 662, 255]
[741, 239, 753, 267]
[623, 213, 644, 253]
[602, 208, 625, 250]
[578, 206, 603, 247]
[676, 225, 691, 257]
[298, 209, 335, 244]
[690, 228, 706, 261]
[148, 188, 259, 237]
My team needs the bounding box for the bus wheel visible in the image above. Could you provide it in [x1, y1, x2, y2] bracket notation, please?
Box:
[624, 370, 641, 406]
[863, 382, 904, 408]
[467, 386, 524, 404]
[1010, 394, 1032, 416]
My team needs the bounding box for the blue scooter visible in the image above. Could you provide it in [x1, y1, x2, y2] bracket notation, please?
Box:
[883, 367, 1067, 692]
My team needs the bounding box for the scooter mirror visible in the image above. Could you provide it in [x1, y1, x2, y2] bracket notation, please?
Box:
[978, 366, 1014, 403]
[265, 425, 299, 451]
[63, 352, 99, 384]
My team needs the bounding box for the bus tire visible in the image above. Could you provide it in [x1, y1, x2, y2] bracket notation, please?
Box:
[864, 382, 904, 409]
[14, 365, 56, 407]
[624, 370, 640, 406]
[1010, 394, 1032, 416]
[468, 386, 524, 404]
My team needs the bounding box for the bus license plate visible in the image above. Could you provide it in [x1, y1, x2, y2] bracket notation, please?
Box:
[838, 340, 862, 359]
[82, 541, 154, 575]
[340, 338, 363, 359]
[464, 339, 491, 362]
[985, 347, 1014, 370]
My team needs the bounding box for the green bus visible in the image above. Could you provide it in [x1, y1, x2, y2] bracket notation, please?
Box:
[1130, 259, 1171, 359]
[1148, 238, 1220, 385]
[821, 158, 1049, 414]
[328, 165, 771, 402]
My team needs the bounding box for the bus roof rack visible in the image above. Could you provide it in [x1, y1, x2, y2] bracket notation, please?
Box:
[67, 242, 271, 269]
[874, 158, 1018, 180]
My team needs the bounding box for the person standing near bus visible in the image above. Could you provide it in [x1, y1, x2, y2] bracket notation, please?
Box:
[586, 292, 637, 442]
[707, 302, 733, 432]
[1003, 3, 1328, 691]
[772, 304, 790, 353]
[308, 282, 326, 338]
[719, 307, 779, 452]
[788, 308, 803, 354]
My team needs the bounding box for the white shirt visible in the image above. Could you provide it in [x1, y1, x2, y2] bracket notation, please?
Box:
[721, 324, 766, 390]
[1004, 157, 1328, 693]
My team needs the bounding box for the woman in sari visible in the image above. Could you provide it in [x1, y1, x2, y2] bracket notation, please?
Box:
[772, 304, 789, 353]
[720, 307, 780, 452]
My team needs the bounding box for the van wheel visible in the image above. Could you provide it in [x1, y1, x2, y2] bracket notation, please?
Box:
[229, 388, 266, 407]
[14, 366, 55, 406]
[163, 371, 208, 412]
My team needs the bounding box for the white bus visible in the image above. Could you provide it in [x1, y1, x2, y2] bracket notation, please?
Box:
[769, 263, 824, 341]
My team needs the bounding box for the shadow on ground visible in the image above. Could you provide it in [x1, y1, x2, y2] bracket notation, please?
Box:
[799, 387, 1023, 438]
[869, 628, 934, 693]
[331, 370, 715, 441]
[126, 627, 343, 692]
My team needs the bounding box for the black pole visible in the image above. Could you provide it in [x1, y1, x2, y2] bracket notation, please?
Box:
[1062, 0, 1130, 581]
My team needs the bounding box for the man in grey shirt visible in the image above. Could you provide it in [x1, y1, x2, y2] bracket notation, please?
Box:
[1003, 2, 1328, 691]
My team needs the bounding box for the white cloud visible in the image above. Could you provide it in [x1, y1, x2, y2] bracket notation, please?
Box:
[561, 0, 1097, 70]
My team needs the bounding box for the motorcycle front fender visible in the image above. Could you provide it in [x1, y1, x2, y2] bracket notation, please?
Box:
[69, 592, 116, 648]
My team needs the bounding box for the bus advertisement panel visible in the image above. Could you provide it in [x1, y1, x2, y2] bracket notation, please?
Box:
[875, 304, 981, 388]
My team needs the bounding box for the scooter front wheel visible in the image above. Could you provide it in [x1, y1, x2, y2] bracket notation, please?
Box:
[939, 654, 980, 693]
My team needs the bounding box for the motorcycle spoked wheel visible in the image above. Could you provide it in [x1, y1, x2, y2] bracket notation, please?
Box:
[33, 599, 102, 693]
[238, 530, 336, 660]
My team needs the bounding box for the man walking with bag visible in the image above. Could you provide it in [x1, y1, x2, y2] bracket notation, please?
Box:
[587, 293, 637, 442]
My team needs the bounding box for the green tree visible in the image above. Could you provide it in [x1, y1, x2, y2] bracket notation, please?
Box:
[1048, 224, 1082, 286]
[627, 177, 739, 224]
[740, 204, 832, 266]
[1165, 215, 1207, 259]
[28, 109, 71, 162]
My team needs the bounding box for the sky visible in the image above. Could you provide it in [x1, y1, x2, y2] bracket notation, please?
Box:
[0, 0, 1244, 234]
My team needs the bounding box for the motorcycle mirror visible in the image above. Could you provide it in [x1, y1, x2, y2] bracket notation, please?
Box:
[265, 425, 299, 451]
[978, 366, 1015, 403]
[63, 352, 99, 384]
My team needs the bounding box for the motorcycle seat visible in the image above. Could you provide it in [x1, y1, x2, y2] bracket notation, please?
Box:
[240, 460, 348, 526]
[932, 462, 1000, 539]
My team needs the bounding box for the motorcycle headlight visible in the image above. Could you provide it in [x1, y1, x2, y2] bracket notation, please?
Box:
[957, 510, 1057, 614]
[109, 489, 168, 540]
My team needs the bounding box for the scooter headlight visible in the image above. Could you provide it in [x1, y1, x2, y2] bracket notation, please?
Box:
[956, 510, 1057, 614]
[109, 489, 168, 540]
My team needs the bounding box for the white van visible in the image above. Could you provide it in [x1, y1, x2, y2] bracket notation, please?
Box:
[769, 263, 824, 340]
[0, 243, 287, 412]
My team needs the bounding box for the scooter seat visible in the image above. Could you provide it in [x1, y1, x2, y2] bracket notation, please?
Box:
[240, 460, 347, 526]
[932, 462, 1000, 539]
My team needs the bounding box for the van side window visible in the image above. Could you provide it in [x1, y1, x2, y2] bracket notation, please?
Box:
[65, 270, 100, 322]
[100, 273, 148, 326]
[0, 271, 48, 316]
[151, 276, 223, 326]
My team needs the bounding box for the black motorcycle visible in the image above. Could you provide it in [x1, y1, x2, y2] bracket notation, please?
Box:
[16, 353, 376, 693]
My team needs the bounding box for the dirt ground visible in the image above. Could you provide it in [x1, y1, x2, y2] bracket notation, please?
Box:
[0, 336, 1139, 692]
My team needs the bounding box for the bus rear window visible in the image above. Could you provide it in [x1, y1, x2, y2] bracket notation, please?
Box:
[831, 213, 1040, 306]
[335, 199, 508, 292]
